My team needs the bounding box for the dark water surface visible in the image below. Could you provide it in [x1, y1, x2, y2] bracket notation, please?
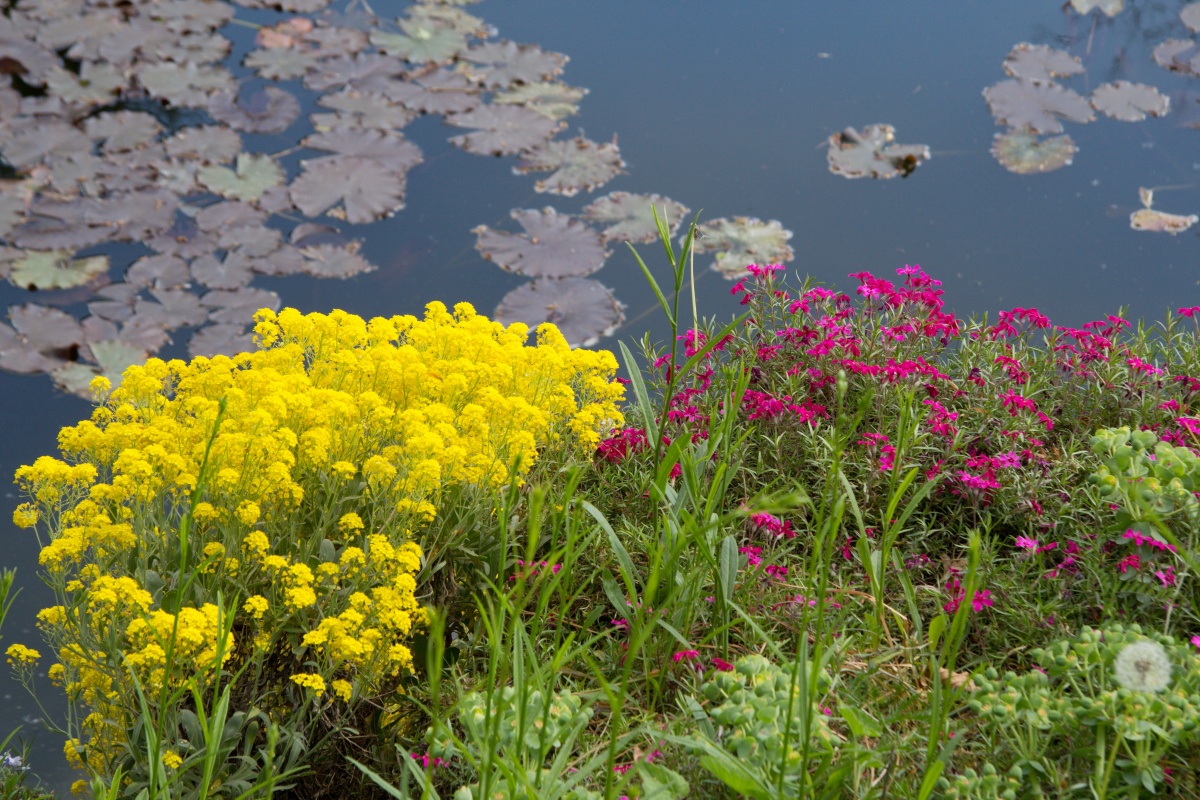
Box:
[5, 0, 1200, 791]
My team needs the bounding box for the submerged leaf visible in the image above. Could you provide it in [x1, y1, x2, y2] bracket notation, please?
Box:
[197, 153, 285, 201]
[494, 277, 624, 348]
[1069, 0, 1124, 16]
[693, 217, 795, 278]
[826, 124, 930, 179]
[1003, 44, 1084, 82]
[991, 128, 1076, 174]
[208, 86, 301, 134]
[447, 104, 564, 156]
[515, 137, 625, 196]
[581, 192, 691, 244]
[7, 250, 109, 290]
[473, 207, 608, 278]
[983, 79, 1094, 134]
[1090, 81, 1169, 122]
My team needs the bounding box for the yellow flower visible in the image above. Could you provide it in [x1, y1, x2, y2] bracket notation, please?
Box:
[5, 643, 40, 667]
[12, 503, 38, 528]
[331, 679, 352, 702]
[236, 501, 261, 526]
[243, 595, 269, 620]
[290, 673, 326, 696]
[162, 751, 183, 770]
[70, 779, 89, 797]
[337, 512, 365, 534]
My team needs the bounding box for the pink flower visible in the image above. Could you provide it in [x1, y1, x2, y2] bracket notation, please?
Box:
[672, 649, 700, 663]
[1155, 566, 1177, 587]
[1015, 536, 1039, 552]
[1118, 553, 1141, 574]
[712, 657, 734, 672]
[1123, 530, 1177, 553]
[1191, 635, 1200, 651]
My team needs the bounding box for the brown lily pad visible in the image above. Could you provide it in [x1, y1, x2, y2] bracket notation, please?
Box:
[1003, 44, 1084, 82]
[208, 86, 301, 134]
[289, 155, 408, 223]
[473, 207, 608, 278]
[1090, 81, 1169, 122]
[494, 277, 624, 348]
[827, 124, 930, 179]
[514, 137, 625, 196]
[983, 79, 1095, 134]
[462, 41, 566, 88]
[446, 104, 564, 156]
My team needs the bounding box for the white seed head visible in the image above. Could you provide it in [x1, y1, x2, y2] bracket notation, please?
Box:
[1113, 639, 1172, 693]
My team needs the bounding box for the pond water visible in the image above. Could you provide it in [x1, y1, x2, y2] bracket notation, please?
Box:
[4, 0, 1200, 791]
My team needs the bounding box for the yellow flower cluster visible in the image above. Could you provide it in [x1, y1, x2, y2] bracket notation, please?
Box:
[6, 643, 41, 667]
[14, 303, 623, 783]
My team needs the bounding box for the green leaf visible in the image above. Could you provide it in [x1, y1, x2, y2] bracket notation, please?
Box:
[370, 22, 467, 64]
[624, 242, 673, 328]
[636, 762, 689, 800]
[928, 614, 947, 652]
[197, 153, 284, 202]
[839, 705, 883, 739]
[698, 753, 772, 800]
[618, 340, 658, 443]
[917, 760, 945, 800]
[718, 534, 738, 604]
[8, 250, 108, 290]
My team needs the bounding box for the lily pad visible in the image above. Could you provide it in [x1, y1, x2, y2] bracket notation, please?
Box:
[188, 323, 255, 358]
[232, 0, 331, 12]
[304, 53, 403, 93]
[145, 213, 220, 259]
[693, 217, 795, 278]
[493, 81, 587, 120]
[395, 66, 481, 115]
[84, 111, 164, 153]
[1090, 81, 1169, 122]
[208, 86, 301, 134]
[7, 250, 109, 290]
[243, 46, 321, 81]
[201, 286, 281, 324]
[369, 18, 468, 64]
[135, 61, 234, 107]
[45, 62, 126, 105]
[87, 283, 140, 322]
[0, 190, 29, 239]
[1153, 40, 1200, 78]
[298, 242, 376, 278]
[197, 153, 285, 202]
[1069, 0, 1124, 15]
[826, 124, 930, 179]
[991, 129, 1076, 174]
[312, 89, 416, 130]
[473, 207, 608, 278]
[190, 252, 254, 290]
[1, 121, 91, 169]
[1003, 44, 1084, 82]
[9, 204, 112, 250]
[52, 339, 148, 396]
[514, 137, 625, 196]
[581, 192, 691, 244]
[126, 254, 190, 289]
[254, 16, 314, 49]
[983, 79, 1094, 134]
[10, 303, 85, 355]
[1184, 3, 1200, 33]
[289, 156, 408, 223]
[301, 129, 423, 169]
[1130, 188, 1197, 234]
[164, 125, 243, 163]
[494, 277, 624, 348]
[0, 322, 62, 374]
[462, 41, 566, 88]
[447, 104, 564, 156]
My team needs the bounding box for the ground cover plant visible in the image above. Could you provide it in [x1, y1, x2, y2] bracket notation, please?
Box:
[7, 217, 1200, 798]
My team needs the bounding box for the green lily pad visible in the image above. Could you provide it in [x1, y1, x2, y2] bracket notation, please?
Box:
[7, 250, 109, 291]
[51, 339, 148, 397]
[991, 129, 1076, 174]
[370, 18, 468, 64]
[693, 217, 795, 278]
[493, 81, 587, 120]
[581, 192, 691, 244]
[197, 153, 285, 202]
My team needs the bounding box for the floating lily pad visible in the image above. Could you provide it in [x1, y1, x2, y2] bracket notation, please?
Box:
[1091, 81, 1169, 122]
[9, 205, 112, 250]
[146, 0, 237, 34]
[243, 46, 321, 80]
[301, 128, 423, 169]
[84, 111, 164, 153]
[693, 217, 795, 278]
[145, 213, 220, 259]
[515, 137, 625, 196]
[298, 242, 376, 278]
[290, 156, 408, 223]
[201, 286, 281, 324]
[0, 36, 59, 80]
[244, 245, 307, 276]
[312, 89, 416, 130]
[6, 250, 108, 290]
[254, 16, 313, 48]
[1130, 188, 1197, 234]
[87, 283, 140, 322]
[194, 200, 267, 232]
[494, 277, 624, 348]
[493, 81, 586, 120]
[826, 124, 930, 179]
[1003, 44, 1084, 82]
[0, 190, 28, 239]
[370, 18, 468, 64]
[473, 207, 608, 278]
[85, 189, 179, 242]
[208, 86, 301, 134]
[164, 125, 243, 163]
[991, 128, 1076, 174]
[52, 339, 148, 397]
[0, 322, 61, 374]
[408, 5, 490, 37]
[304, 53, 403, 93]
[126, 254, 190, 289]
[462, 41, 566, 88]
[1069, 0, 1124, 15]
[135, 61, 234, 107]
[1184, 3, 1200, 33]
[10, 303, 85, 356]
[581, 192, 691, 244]
[188, 323, 255, 358]
[290, 223, 349, 248]
[45, 62, 126, 105]
[1153, 40, 1200, 77]
[190, 252, 254, 290]
[232, 0, 331, 12]
[197, 153, 285, 202]
[983, 79, 1094, 134]
[395, 66, 482, 115]
[1, 121, 91, 169]
[447, 104, 564, 156]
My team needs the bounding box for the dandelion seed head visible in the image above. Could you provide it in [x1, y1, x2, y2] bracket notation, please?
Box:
[1113, 639, 1172, 693]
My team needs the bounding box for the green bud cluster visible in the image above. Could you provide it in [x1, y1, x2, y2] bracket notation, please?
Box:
[429, 686, 593, 764]
[1088, 427, 1200, 522]
[695, 654, 839, 776]
[936, 763, 1022, 800]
